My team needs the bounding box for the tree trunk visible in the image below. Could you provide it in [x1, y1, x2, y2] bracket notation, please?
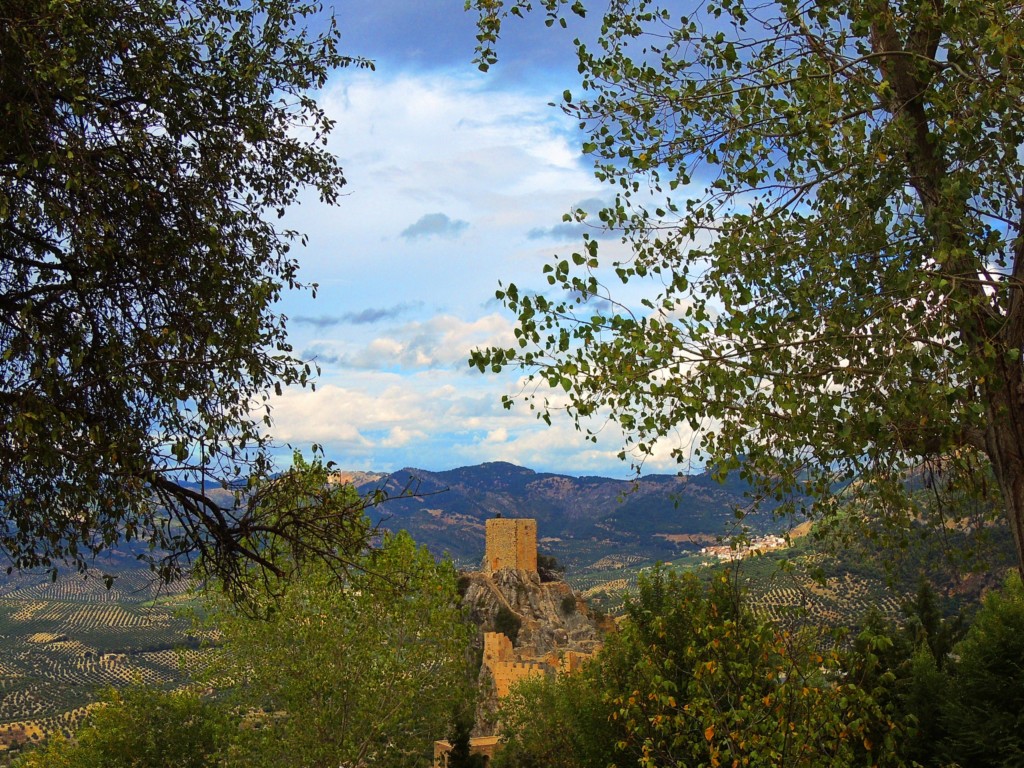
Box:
[984, 366, 1024, 580]
[871, 3, 1024, 579]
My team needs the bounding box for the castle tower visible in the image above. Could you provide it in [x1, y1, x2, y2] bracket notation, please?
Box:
[485, 517, 537, 573]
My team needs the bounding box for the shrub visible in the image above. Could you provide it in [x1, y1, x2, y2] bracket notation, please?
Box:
[560, 595, 577, 616]
[494, 606, 522, 644]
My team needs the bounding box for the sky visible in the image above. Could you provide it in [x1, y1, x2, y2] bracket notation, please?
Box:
[266, 1, 682, 478]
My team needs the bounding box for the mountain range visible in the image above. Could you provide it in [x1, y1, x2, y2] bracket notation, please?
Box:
[339, 461, 779, 569]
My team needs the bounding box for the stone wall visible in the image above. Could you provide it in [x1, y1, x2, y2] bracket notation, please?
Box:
[433, 735, 501, 767]
[483, 630, 514, 668]
[557, 649, 596, 675]
[490, 659, 549, 698]
[480, 631, 596, 698]
[485, 518, 537, 572]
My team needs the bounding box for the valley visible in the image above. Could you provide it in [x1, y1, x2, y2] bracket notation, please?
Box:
[0, 567, 199, 759]
[1, 461, 1014, 761]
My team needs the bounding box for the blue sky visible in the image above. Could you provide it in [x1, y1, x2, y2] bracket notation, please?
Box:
[267, 1, 690, 477]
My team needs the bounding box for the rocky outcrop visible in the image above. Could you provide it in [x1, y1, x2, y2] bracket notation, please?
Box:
[461, 568, 604, 657]
[459, 567, 608, 735]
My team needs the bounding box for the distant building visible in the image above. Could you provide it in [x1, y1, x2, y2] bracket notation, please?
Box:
[700, 534, 788, 562]
[434, 517, 600, 765]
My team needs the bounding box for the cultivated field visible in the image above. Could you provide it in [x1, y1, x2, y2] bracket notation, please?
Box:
[0, 567, 204, 760]
[567, 546, 910, 628]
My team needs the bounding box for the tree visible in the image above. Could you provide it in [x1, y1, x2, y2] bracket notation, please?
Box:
[0, 0, 372, 588]
[204, 529, 476, 768]
[468, 0, 1024, 576]
[12, 686, 231, 768]
[446, 715, 490, 768]
[492, 661, 617, 768]
[495, 567, 903, 768]
[941, 571, 1024, 767]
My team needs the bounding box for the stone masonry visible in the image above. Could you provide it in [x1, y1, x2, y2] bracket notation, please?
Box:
[434, 516, 605, 764]
[483, 631, 549, 698]
[484, 517, 537, 572]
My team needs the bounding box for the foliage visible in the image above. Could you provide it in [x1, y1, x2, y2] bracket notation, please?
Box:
[899, 647, 950, 767]
[560, 593, 577, 615]
[496, 566, 903, 768]
[495, 604, 523, 643]
[538, 554, 565, 573]
[202, 454, 374, 610]
[12, 686, 231, 768]
[468, 0, 1024, 576]
[539, 553, 567, 582]
[901, 577, 965, 671]
[446, 714, 490, 768]
[0, 0, 373, 591]
[494, 664, 616, 768]
[204, 530, 475, 768]
[941, 572, 1024, 767]
[835, 575, 1024, 768]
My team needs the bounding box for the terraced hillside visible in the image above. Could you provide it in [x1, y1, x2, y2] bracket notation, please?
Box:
[565, 519, 1014, 631]
[568, 548, 911, 626]
[0, 567, 201, 759]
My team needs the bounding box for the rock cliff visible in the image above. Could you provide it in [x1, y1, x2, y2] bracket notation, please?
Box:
[459, 567, 608, 734]
[461, 568, 604, 657]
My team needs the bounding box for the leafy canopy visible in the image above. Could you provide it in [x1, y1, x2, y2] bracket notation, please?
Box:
[0, 0, 372, 589]
[12, 686, 231, 768]
[468, 0, 1024, 574]
[495, 567, 903, 768]
[13, 527, 476, 768]
[204, 528, 476, 768]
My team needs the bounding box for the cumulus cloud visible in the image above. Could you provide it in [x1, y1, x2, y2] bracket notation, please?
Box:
[400, 212, 470, 240]
[304, 313, 517, 372]
[269, 373, 638, 477]
[379, 426, 428, 448]
[264, 68, 675, 478]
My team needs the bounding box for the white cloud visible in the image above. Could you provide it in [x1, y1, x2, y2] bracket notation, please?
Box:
[264, 66, 697, 479]
[484, 427, 508, 444]
[380, 426, 428, 448]
[284, 70, 600, 288]
[303, 313, 517, 372]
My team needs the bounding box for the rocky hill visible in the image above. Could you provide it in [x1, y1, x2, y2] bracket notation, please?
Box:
[458, 565, 608, 736]
[459, 568, 606, 659]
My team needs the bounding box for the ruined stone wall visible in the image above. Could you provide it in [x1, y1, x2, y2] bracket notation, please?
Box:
[558, 650, 596, 675]
[482, 631, 550, 697]
[489, 660, 549, 698]
[485, 518, 537, 572]
[483, 631, 514, 668]
[434, 736, 501, 767]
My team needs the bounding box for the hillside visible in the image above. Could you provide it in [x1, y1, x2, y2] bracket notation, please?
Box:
[0, 566, 199, 760]
[6, 461, 1013, 757]
[354, 461, 776, 569]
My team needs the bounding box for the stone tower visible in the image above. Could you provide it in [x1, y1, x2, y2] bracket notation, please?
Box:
[484, 517, 537, 573]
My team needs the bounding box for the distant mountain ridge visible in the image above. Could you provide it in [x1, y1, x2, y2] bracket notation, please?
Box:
[351, 461, 772, 569]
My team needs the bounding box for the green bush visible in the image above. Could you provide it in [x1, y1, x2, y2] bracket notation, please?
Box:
[496, 567, 904, 768]
[13, 687, 230, 768]
[560, 594, 577, 616]
[494, 606, 522, 644]
[941, 572, 1024, 768]
[537, 554, 564, 572]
